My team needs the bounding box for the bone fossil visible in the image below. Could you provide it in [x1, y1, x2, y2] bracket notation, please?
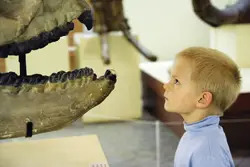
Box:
[0, 0, 117, 139]
[90, 0, 157, 64]
[0, 68, 116, 139]
[0, 0, 93, 57]
[192, 0, 250, 27]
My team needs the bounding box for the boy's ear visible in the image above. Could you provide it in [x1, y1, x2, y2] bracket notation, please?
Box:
[196, 92, 213, 108]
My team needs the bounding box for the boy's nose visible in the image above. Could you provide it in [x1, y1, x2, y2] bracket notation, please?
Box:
[163, 82, 172, 92]
[163, 83, 167, 90]
[163, 83, 169, 91]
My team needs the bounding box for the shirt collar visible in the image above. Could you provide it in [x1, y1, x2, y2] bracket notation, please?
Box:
[184, 115, 220, 132]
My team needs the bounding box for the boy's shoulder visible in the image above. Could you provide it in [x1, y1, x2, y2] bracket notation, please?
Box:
[184, 130, 229, 154]
[183, 126, 227, 151]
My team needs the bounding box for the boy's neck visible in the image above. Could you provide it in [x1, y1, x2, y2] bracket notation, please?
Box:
[180, 107, 222, 124]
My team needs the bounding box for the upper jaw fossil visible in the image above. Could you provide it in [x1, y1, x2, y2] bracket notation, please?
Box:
[0, 68, 117, 139]
[0, 0, 93, 57]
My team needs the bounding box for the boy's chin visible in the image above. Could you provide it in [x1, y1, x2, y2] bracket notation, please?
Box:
[164, 105, 176, 113]
[164, 104, 181, 113]
[165, 109, 176, 113]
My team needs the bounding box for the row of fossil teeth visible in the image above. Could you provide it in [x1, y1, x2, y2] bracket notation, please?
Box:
[0, 67, 95, 89]
[0, 22, 74, 58]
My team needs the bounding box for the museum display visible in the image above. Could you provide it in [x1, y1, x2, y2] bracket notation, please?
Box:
[90, 0, 158, 64]
[0, 0, 117, 139]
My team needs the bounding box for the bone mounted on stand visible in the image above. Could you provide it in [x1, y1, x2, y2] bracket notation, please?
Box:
[0, 58, 6, 73]
[68, 19, 84, 71]
[90, 0, 158, 64]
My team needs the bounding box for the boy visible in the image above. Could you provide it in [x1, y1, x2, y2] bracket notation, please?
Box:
[163, 47, 241, 167]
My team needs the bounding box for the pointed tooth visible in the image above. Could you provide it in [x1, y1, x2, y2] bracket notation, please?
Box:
[78, 10, 93, 30]
[93, 73, 97, 80]
[0, 45, 9, 58]
[104, 70, 111, 77]
[104, 70, 117, 82]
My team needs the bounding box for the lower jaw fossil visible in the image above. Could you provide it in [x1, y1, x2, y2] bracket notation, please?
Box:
[0, 68, 116, 139]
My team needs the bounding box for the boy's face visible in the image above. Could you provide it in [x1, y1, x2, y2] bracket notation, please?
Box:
[163, 57, 200, 114]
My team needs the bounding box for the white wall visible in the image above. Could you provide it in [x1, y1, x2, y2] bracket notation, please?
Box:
[123, 0, 211, 61]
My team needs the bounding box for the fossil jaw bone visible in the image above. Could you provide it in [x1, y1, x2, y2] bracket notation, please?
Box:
[0, 0, 93, 57]
[0, 68, 116, 139]
[0, 0, 118, 140]
[192, 0, 250, 27]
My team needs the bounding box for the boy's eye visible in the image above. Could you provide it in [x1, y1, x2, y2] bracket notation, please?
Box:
[174, 79, 179, 84]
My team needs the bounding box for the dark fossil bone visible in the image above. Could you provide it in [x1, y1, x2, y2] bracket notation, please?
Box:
[90, 0, 157, 64]
[0, 68, 116, 139]
[192, 0, 250, 27]
[0, 0, 93, 57]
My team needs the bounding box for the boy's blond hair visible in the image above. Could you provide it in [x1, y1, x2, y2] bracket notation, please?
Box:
[176, 47, 241, 114]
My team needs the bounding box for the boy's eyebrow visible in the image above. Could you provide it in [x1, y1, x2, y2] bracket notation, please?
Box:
[168, 69, 178, 77]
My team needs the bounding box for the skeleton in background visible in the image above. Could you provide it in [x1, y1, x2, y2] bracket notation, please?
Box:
[90, 0, 158, 64]
[192, 0, 250, 27]
[0, 0, 116, 139]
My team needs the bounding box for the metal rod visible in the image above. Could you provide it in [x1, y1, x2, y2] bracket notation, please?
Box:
[19, 54, 27, 76]
[156, 120, 161, 167]
[100, 33, 110, 65]
[26, 121, 33, 138]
